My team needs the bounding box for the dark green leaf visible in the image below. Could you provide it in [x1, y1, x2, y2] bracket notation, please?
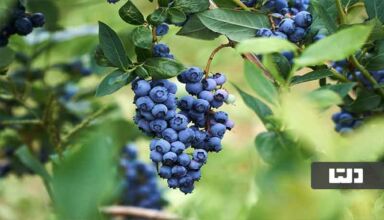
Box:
[98, 22, 131, 70]
[173, 0, 210, 14]
[131, 26, 153, 49]
[244, 61, 278, 105]
[311, 0, 338, 33]
[365, 0, 384, 23]
[0, 47, 15, 70]
[144, 58, 185, 79]
[291, 69, 333, 85]
[348, 89, 382, 112]
[317, 82, 356, 98]
[236, 38, 297, 54]
[255, 131, 287, 164]
[96, 69, 131, 97]
[119, 0, 145, 25]
[365, 40, 384, 70]
[197, 9, 270, 41]
[167, 8, 187, 24]
[233, 85, 273, 125]
[134, 66, 150, 79]
[177, 14, 220, 40]
[294, 25, 373, 67]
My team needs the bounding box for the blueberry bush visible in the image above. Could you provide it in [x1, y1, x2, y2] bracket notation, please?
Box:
[2, 0, 384, 219]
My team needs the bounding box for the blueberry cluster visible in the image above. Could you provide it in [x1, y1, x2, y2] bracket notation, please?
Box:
[63, 60, 92, 76]
[256, 0, 312, 44]
[132, 67, 234, 194]
[120, 144, 164, 209]
[332, 110, 363, 134]
[0, 2, 45, 47]
[107, 0, 120, 4]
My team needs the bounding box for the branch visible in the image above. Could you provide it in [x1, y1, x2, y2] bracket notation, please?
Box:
[335, 0, 347, 24]
[204, 42, 232, 77]
[232, 0, 251, 11]
[0, 119, 42, 126]
[101, 206, 180, 220]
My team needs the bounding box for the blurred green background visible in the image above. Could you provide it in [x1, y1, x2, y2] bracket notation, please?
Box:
[1, 1, 384, 220]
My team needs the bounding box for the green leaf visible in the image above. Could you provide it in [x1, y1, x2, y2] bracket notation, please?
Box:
[365, 0, 384, 23]
[119, 0, 145, 25]
[348, 89, 382, 112]
[15, 146, 52, 197]
[197, 9, 270, 41]
[236, 38, 297, 54]
[262, 54, 286, 85]
[311, 0, 338, 33]
[317, 82, 356, 98]
[147, 8, 168, 25]
[294, 25, 373, 67]
[173, 0, 210, 14]
[96, 69, 131, 97]
[144, 58, 185, 79]
[0, 47, 15, 70]
[365, 40, 384, 70]
[255, 131, 289, 164]
[167, 8, 187, 24]
[134, 65, 150, 79]
[177, 14, 220, 40]
[131, 26, 153, 49]
[52, 123, 119, 220]
[244, 61, 279, 105]
[233, 84, 273, 125]
[307, 89, 342, 109]
[98, 22, 131, 70]
[291, 69, 333, 85]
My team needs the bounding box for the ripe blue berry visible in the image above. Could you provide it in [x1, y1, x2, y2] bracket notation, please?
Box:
[214, 111, 228, 124]
[178, 153, 191, 166]
[212, 73, 227, 85]
[186, 82, 203, 95]
[193, 149, 208, 163]
[150, 150, 163, 163]
[279, 19, 296, 34]
[288, 27, 306, 43]
[150, 119, 168, 133]
[15, 17, 33, 36]
[167, 178, 179, 188]
[198, 91, 214, 102]
[189, 160, 202, 170]
[184, 67, 204, 83]
[163, 152, 178, 165]
[178, 95, 194, 110]
[136, 96, 155, 111]
[207, 137, 222, 152]
[294, 11, 313, 28]
[202, 78, 217, 91]
[107, 0, 120, 3]
[193, 99, 210, 113]
[162, 128, 178, 143]
[171, 141, 186, 154]
[159, 166, 172, 179]
[257, 28, 273, 37]
[30, 13, 45, 27]
[275, 0, 289, 12]
[178, 128, 195, 143]
[133, 80, 151, 97]
[150, 86, 169, 103]
[152, 104, 168, 118]
[241, 0, 257, 7]
[154, 139, 171, 153]
[171, 165, 187, 177]
[170, 114, 189, 131]
[156, 23, 169, 36]
[210, 123, 227, 138]
[214, 89, 229, 102]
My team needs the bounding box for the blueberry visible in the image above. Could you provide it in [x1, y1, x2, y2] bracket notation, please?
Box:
[188, 110, 205, 121]
[162, 128, 178, 143]
[152, 104, 168, 118]
[164, 93, 177, 109]
[272, 31, 288, 39]
[159, 166, 172, 178]
[214, 111, 228, 123]
[188, 170, 201, 181]
[212, 73, 227, 85]
[288, 27, 306, 43]
[156, 23, 169, 36]
[282, 51, 294, 61]
[202, 78, 217, 91]
[163, 152, 178, 165]
[210, 100, 224, 108]
[0, 35, 9, 47]
[154, 139, 171, 153]
[189, 160, 202, 170]
[171, 141, 186, 154]
[198, 91, 214, 102]
[135, 96, 155, 111]
[165, 110, 176, 120]
[225, 120, 235, 130]
[123, 144, 138, 160]
[210, 123, 226, 138]
[314, 34, 326, 41]
[193, 99, 210, 113]
[256, 28, 273, 37]
[275, 0, 288, 12]
[207, 137, 222, 152]
[150, 150, 163, 163]
[107, 0, 120, 3]
[153, 43, 171, 58]
[140, 110, 155, 121]
[132, 80, 151, 97]
[167, 178, 179, 188]
[186, 82, 203, 95]
[15, 17, 33, 36]
[185, 67, 204, 83]
[170, 114, 189, 131]
[178, 153, 191, 166]
[214, 89, 229, 102]
[150, 139, 158, 151]
[179, 176, 193, 187]
[279, 19, 296, 34]
[294, 11, 312, 28]
[180, 185, 194, 194]
[137, 119, 151, 134]
[171, 165, 187, 177]
[149, 119, 167, 133]
[178, 128, 195, 144]
[192, 130, 207, 145]
[178, 95, 194, 110]
[150, 86, 169, 103]
[193, 149, 208, 163]
[30, 13, 45, 27]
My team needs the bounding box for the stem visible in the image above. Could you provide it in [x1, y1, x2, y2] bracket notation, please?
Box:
[152, 25, 158, 43]
[329, 68, 349, 82]
[350, 56, 384, 98]
[0, 119, 42, 126]
[101, 206, 179, 220]
[60, 106, 109, 147]
[335, 0, 347, 24]
[242, 53, 274, 80]
[204, 43, 232, 78]
[232, 0, 250, 11]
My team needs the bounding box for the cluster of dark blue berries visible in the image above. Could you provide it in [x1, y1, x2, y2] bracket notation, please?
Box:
[120, 143, 164, 209]
[132, 67, 234, 194]
[107, 0, 120, 4]
[152, 24, 174, 59]
[332, 110, 363, 134]
[0, 2, 45, 47]
[256, 0, 312, 44]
